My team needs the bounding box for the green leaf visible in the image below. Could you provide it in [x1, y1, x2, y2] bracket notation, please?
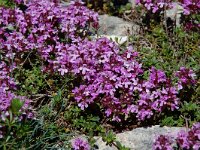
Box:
[11, 98, 24, 115]
[161, 116, 176, 126]
[116, 141, 130, 150]
[102, 130, 116, 145]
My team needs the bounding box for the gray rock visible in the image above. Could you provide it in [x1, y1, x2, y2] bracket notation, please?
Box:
[166, 3, 183, 27]
[61, 0, 70, 6]
[128, 0, 136, 8]
[94, 126, 185, 150]
[91, 35, 128, 45]
[98, 15, 139, 36]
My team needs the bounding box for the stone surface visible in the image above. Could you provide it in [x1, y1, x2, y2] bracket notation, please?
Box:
[98, 15, 139, 36]
[166, 3, 183, 27]
[61, 0, 70, 6]
[94, 126, 185, 150]
[91, 35, 128, 45]
[128, 0, 136, 8]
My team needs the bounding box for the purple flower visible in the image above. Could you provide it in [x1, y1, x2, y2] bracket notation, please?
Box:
[149, 67, 167, 85]
[105, 108, 112, 117]
[72, 138, 90, 150]
[176, 67, 196, 90]
[154, 122, 200, 150]
[177, 130, 191, 149]
[136, 0, 174, 13]
[177, 122, 200, 149]
[180, 0, 200, 15]
[0, 88, 14, 111]
[0, 61, 16, 90]
[153, 135, 173, 150]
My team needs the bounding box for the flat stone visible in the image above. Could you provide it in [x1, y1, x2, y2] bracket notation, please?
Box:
[94, 126, 185, 150]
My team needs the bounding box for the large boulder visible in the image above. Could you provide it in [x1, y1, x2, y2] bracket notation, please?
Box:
[94, 126, 184, 150]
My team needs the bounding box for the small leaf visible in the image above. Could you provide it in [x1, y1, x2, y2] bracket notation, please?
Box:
[11, 98, 24, 115]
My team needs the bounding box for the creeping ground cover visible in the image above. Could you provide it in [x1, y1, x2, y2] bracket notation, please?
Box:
[0, 0, 199, 149]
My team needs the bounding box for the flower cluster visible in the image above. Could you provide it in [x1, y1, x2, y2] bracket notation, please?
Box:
[0, 0, 98, 64]
[0, 86, 33, 138]
[153, 134, 173, 150]
[134, 67, 179, 120]
[67, 39, 143, 121]
[177, 122, 200, 150]
[179, 0, 200, 31]
[71, 138, 90, 150]
[175, 67, 197, 90]
[0, 61, 16, 90]
[53, 37, 195, 121]
[62, 38, 192, 122]
[153, 122, 200, 150]
[136, 0, 174, 13]
[179, 0, 200, 15]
